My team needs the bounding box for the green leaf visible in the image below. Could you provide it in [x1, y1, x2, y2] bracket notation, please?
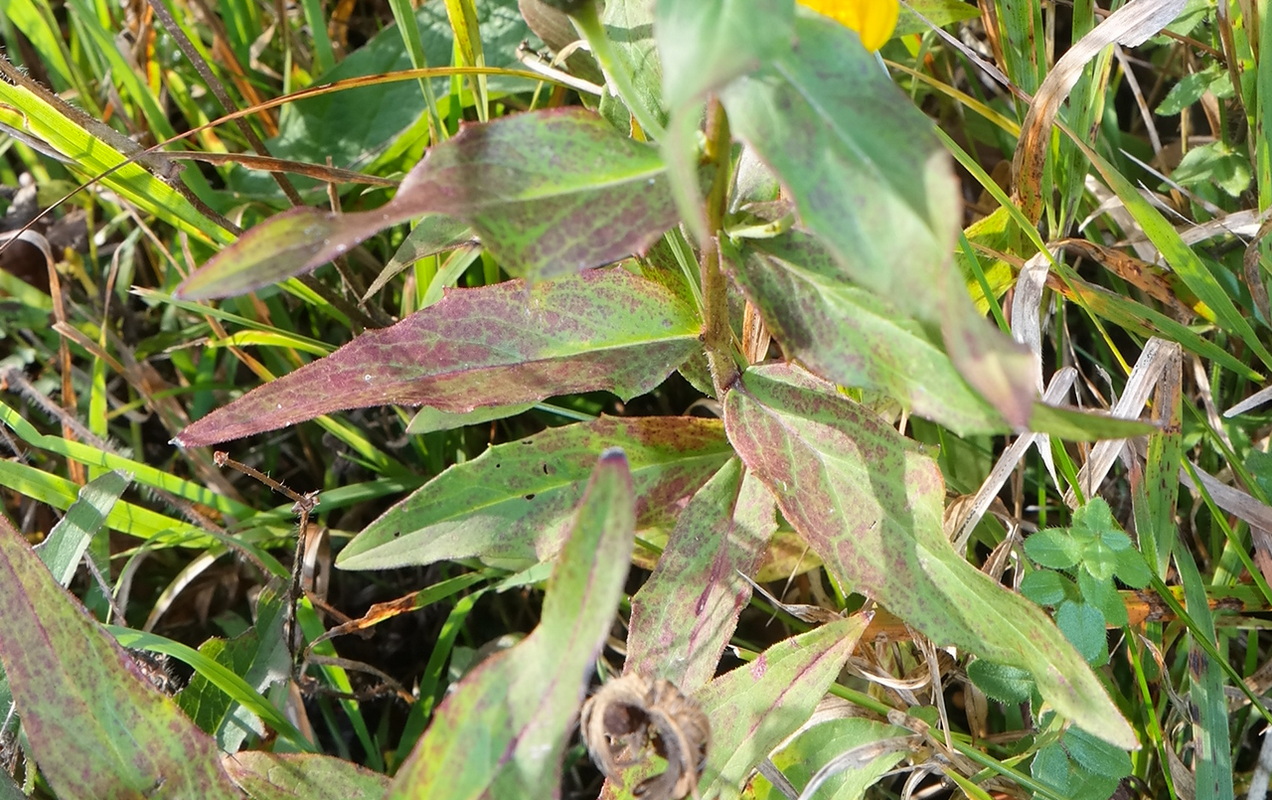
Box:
[1026, 402, 1158, 441]
[753, 718, 912, 800]
[227, 0, 533, 199]
[384, 449, 634, 799]
[723, 364, 1135, 748]
[405, 402, 536, 434]
[1055, 601, 1108, 665]
[1032, 738, 1121, 800]
[1072, 498, 1117, 537]
[731, 232, 1007, 436]
[1082, 541, 1119, 583]
[1062, 726, 1133, 780]
[1113, 549, 1154, 589]
[180, 108, 678, 298]
[1098, 529, 1133, 552]
[695, 616, 869, 795]
[624, 458, 776, 690]
[895, 0, 980, 36]
[1019, 570, 1076, 607]
[108, 626, 311, 751]
[1154, 64, 1221, 116]
[1024, 529, 1082, 570]
[0, 515, 241, 799]
[601, 0, 667, 128]
[1078, 569, 1127, 628]
[337, 416, 730, 570]
[720, 15, 1035, 426]
[1170, 141, 1252, 197]
[966, 660, 1036, 704]
[365, 216, 475, 301]
[175, 269, 700, 446]
[176, 589, 291, 752]
[223, 752, 391, 800]
[655, 0, 793, 111]
[1030, 743, 1073, 794]
[654, 0, 794, 242]
[33, 470, 128, 587]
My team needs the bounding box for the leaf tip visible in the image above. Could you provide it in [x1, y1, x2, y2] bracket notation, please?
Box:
[598, 446, 628, 466]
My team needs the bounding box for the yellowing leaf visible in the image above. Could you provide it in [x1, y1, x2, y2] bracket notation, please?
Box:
[798, 0, 899, 50]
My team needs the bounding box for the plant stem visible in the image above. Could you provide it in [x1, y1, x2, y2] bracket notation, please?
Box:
[699, 98, 740, 395]
[567, 1, 666, 140]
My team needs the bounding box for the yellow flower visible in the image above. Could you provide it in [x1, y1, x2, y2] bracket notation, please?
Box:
[798, 0, 900, 52]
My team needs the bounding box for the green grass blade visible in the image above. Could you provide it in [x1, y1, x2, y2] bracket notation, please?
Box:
[1173, 547, 1235, 800]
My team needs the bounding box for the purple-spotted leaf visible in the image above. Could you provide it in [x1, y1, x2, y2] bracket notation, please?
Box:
[175, 206, 393, 301]
[732, 234, 1159, 440]
[0, 514, 241, 799]
[385, 449, 634, 799]
[337, 415, 730, 571]
[625, 458, 776, 690]
[177, 108, 678, 299]
[394, 108, 678, 280]
[601, 616, 866, 799]
[723, 364, 1136, 748]
[174, 269, 700, 447]
[696, 616, 867, 794]
[720, 14, 1036, 427]
[222, 752, 389, 799]
[732, 232, 1006, 436]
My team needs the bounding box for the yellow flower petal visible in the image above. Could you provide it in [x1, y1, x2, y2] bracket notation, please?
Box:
[797, 0, 900, 51]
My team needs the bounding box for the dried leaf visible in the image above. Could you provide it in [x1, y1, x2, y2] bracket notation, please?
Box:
[1013, 0, 1187, 220]
[582, 674, 710, 800]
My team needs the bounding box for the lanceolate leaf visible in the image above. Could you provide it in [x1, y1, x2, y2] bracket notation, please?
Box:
[732, 234, 1157, 440]
[35, 469, 129, 587]
[600, 615, 866, 798]
[654, 0, 794, 242]
[720, 14, 1036, 426]
[222, 752, 390, 800]
[695, 616, 869, 794]
[175, 269, 701, 447]
[386, 450, 634, 799]
[655, 0, 794, 111]
[624, 458, 776, 690]
[0, 514, 241, 799]
[723, 364, 1136, 748]
[732, 232, 1007, 436]
[337, 416, 730, 571]
[177, 108, 678, 299]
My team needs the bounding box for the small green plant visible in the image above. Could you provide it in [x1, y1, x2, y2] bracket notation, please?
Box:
[1021, 498, 1154, 666]
[970, 498, 1151, 799]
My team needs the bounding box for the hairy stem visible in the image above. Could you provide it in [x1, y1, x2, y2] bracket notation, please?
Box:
[700, 98, 740, 394]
